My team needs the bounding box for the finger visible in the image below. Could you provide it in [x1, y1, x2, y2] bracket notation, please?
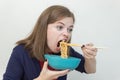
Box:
[91, 48, 98, 52]
[48, 69, 70, 80]
[81, 45, 85, 48]
[86, 43, 94, 46]
[82, 45, 97, 53]
[54, 69, 70, 77]
[86, 49, 97, 56]
[81, 43, 94, 49]
[87, 47, 97, 55]
[83, 51, 94, 59]
[42, 60, 48, 71]
[82, 49, 96, 59]
[82, 49, 92, 57]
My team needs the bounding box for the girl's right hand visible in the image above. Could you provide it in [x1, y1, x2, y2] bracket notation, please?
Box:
[34, 61, 70, 80]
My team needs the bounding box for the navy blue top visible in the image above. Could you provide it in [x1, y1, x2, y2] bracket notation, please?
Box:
[3, 45, 86, 80]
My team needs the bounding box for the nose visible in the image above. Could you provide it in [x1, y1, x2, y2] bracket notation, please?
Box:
[62, 29, 69, 38]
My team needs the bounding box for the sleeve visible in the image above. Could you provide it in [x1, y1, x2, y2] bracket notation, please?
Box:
[69, 47, 86, 73]
[3, 47, 24, 80]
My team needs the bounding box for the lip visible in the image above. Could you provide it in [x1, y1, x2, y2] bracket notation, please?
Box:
[56, 47, 60, 51]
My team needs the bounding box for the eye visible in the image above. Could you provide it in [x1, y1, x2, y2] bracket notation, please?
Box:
[56, 26, 63, 31]
[67, 28, 73, 33]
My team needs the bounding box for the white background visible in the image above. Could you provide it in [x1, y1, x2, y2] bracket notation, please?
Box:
[0, 0, 120, 80]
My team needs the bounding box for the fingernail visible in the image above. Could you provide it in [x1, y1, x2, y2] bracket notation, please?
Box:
[81, 45, 85, 48]
[45, 59, 47, 61]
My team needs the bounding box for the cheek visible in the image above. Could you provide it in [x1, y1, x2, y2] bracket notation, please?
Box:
[47, 30, 56, 41]
[68, 34, 72, 40]
[47, 33, 57, 44]
[47, 32, 52, 45]
[47, 30, 56, 46]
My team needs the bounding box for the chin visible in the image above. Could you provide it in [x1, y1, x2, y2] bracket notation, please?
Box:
[52, 50, 60, 53]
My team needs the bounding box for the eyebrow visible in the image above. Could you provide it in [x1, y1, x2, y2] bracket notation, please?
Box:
[57, 22, 74, 28]
[57, 22, 65, 25]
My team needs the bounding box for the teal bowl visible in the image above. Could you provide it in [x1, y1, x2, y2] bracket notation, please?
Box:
[44, 54, 81, 70]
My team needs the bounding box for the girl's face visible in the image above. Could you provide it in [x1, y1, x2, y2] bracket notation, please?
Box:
[47, 17, 74, 53]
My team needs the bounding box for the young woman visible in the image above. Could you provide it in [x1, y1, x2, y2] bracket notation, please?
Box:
[3, 5, 97, 80]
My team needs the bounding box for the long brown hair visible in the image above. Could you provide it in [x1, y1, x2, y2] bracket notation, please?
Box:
[16, 5, 75, 61]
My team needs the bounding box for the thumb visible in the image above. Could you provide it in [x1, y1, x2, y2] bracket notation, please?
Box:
[42, 60, 48, 71]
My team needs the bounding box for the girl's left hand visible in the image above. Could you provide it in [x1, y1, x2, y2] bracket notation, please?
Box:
[81, 43, 98, 59]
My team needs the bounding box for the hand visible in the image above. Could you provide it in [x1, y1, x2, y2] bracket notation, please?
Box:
[81, 43, 97, 59]
[81, 43, 97, 73]
[34, 61, 70, 80]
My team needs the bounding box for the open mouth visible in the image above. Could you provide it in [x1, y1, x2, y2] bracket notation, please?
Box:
[57, 40, 67, 47]
[57, 40, 63, 47]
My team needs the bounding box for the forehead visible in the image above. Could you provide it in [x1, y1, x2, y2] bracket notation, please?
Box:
[55, 17, 74, 26]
